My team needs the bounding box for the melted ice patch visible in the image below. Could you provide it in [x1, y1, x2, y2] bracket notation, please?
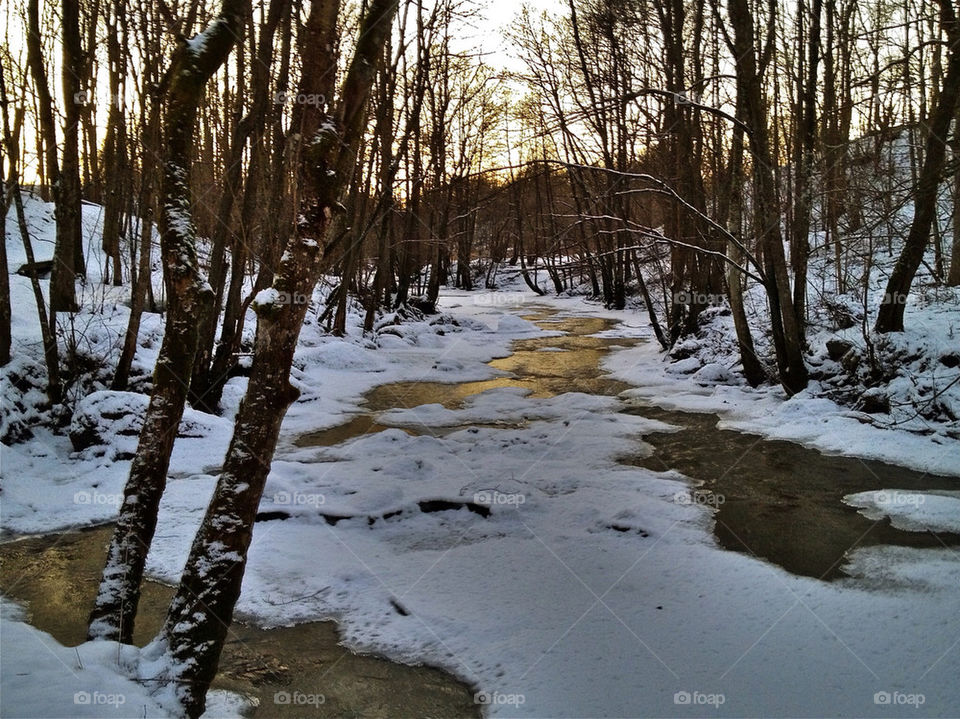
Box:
[843, 490, 960, 533]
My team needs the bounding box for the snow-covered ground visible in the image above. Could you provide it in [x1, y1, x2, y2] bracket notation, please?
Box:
[0, 603, 247, 718]
[3, 194, 960, 717]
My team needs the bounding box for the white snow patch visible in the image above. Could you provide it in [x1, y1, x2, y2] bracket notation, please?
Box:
[843, 490, 960, 533]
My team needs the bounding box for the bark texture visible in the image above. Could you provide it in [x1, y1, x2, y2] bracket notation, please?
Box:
[87, 0, 248, 643]
[152, 0, 400, 716]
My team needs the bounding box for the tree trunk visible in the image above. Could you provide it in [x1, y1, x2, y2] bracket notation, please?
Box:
[100, 2, 129, 287]
[111, 117, 160, 391]
[720, 100, 766, 387]
[876, 0, 960, 331]
[26, 0, 76, 315]
[791, 0, 822, 334]
[0, 104, 20, 368]
[950, 107, 960, 286]
[632, 251, 669, 349]
[190, 112, 253, 407]
[365, 43, 399, 331]
[0, 183, 9, 365]
[87, 0, 248, 643]
[150, 2, 399, 716]
[727, 0, 809, 394]
[59, 0, 86, 298]
[1, 73, 60, 397]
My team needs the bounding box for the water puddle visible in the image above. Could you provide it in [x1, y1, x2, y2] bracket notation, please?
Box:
[295, 414, 414, 447]
[320, 313, 635, 424]
[621, 405, 960, 580]
[0, 526, 477, 717]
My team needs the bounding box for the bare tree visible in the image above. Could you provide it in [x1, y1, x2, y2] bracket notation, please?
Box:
[111, 0, 168, 391]
[876, 0, 960, 331]
[59, 0, 86, 289]
[99, 0, 130, 287]
[1, 70, 61, 400]
[726, 0, 809, 393]
[88, 0, 249, 643]
[151, 1, 401, 714]
[190, 0, 291, 411]
[26, 0, 78, 316]
[790, 0, 822, 333]
[951, 105, 960, 286]
[721, 95, 767, 386]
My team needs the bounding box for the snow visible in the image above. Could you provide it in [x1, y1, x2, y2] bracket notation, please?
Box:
[843, 490, 960, 533]
[665, 356, 702, 374]
[0, 604, 247, 718]
[252, 287, 280, 308]
[600, 325, 960, 477]
[841, 545, 960, 591]
[495, 313, 541, 333]
[691, 362, 737, 385]
[301, 341, 388, 371]
[3, 194, 960, 717]
[184, 18, 227, 56]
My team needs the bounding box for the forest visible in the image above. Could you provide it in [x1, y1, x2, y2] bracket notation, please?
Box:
[1, 0, 959, 716]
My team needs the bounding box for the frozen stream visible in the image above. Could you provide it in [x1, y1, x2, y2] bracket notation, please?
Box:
[299, 305, 960, 581]
[1, 304, 957, 716]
